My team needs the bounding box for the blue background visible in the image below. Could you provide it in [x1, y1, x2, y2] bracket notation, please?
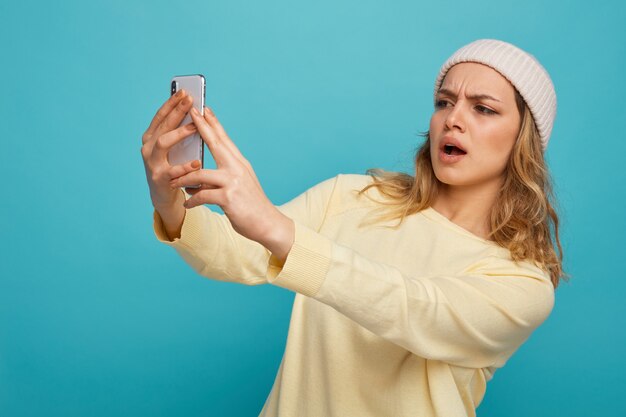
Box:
[1, 0, 624, 415]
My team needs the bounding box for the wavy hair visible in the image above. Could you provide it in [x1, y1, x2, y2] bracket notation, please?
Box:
[357, 91, 568, 288]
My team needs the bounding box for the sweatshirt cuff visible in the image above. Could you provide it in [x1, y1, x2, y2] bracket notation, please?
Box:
[153, 204, 208, 249]
[266, 222, 332, 297]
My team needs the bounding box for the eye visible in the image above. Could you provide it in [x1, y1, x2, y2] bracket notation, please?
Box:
[476, 105, 496, 115]
[435, 99, 450, 109]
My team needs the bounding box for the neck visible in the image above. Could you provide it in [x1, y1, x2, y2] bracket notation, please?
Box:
[431, 180, 502, 240]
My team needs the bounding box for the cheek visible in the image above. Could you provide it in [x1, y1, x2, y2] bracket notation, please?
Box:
[481, 133, 516, 173]
[428, 115, 439, 157]
[498, 130, 519, 162]
[483, 122, 518, 154]
[429, 112, 443, 132]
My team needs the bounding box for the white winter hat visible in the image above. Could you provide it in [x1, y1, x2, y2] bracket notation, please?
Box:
[434, 39, 557, 151]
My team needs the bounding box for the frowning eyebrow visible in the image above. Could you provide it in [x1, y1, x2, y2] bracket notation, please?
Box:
[437, 88, 502, 103]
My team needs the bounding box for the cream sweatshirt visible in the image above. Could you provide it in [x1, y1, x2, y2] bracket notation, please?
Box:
[153, 173, 555, 417]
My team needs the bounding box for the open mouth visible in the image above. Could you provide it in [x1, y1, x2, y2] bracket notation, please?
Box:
[443, 144, 467, 156]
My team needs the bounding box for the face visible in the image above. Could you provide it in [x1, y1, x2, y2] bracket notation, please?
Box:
[429, 62, 521, 192]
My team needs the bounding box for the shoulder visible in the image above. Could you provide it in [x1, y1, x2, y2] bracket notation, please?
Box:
[470, 253, 554, 296]
[324, 173, 374, 189]
[307, 173, 377, 202]
[333, 173, 384, 200]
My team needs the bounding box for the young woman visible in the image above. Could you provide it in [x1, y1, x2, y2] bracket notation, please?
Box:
[141, 39, 566, 417]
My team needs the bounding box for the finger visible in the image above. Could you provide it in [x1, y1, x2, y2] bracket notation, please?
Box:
[202, 106, 260, 187]
[143, 89, 187, 144]
[167, 158, 202, 181]
[190, 107, 236, 167]
[203, 107, 230, 142]
[184, 188, 223, 209]
[202, 106, 248, 164]
[152, 94, 194, 140]
[184, 186, 204, 195]
[151, 123, 197, 162]
[184, 182, 220, 195]
[170, 168, 229, 190]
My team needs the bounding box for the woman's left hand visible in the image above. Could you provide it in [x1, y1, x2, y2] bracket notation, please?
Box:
[169, 106, 295, 263]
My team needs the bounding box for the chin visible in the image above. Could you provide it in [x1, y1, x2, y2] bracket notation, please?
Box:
[431, 162, 463, 185]
[434, 172, 471, 187]
[434, 165, 506, 191]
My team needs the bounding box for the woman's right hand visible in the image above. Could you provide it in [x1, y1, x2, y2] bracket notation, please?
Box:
[141, 89, 201, 212]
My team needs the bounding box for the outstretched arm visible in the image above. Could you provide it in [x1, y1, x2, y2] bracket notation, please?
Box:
[265, 222, 555, 368]
[154, 170, 339, 286]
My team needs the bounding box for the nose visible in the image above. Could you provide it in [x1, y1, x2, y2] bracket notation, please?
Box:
[444, 102, 465, 133]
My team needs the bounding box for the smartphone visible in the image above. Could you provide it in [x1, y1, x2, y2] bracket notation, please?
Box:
[169, 74, 205, 173]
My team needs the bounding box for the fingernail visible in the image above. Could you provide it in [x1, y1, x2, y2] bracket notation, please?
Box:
[191, 160, 200, 168]
[175, 90, 183, 97]
[187, 123, 196, 130]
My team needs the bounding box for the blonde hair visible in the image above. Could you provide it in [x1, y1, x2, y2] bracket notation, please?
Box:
[357, 91, 568, 288]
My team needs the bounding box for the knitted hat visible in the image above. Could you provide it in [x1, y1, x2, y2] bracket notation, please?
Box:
[433, 39, 557, 151]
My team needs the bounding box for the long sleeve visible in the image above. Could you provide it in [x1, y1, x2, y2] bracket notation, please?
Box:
[153, 175, 340, 285]
[154, 174, 555, 370]
[265, 177, 555, 369]
[155, 173, 557, 415]
[154, 200, 268, 285]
